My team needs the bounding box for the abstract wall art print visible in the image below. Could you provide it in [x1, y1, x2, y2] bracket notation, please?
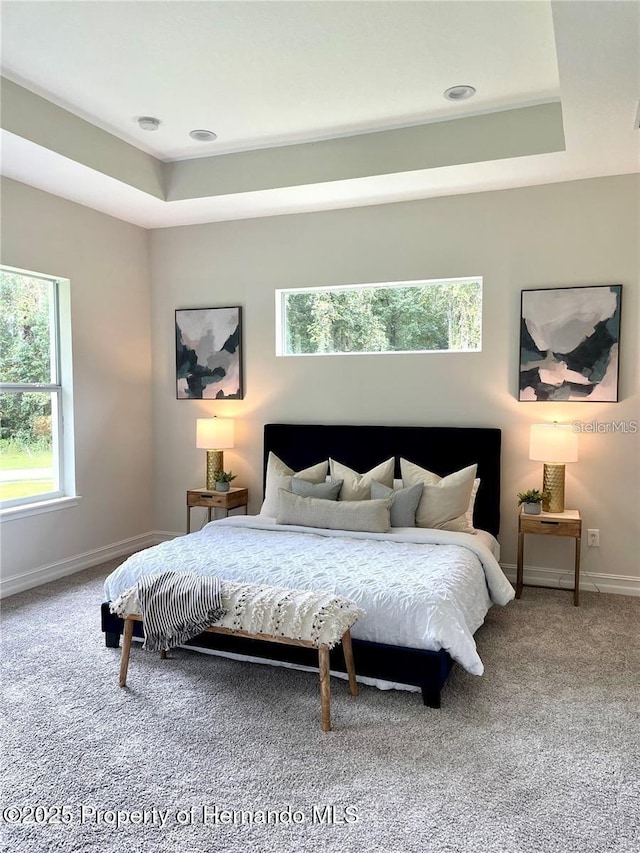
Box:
[519, 285, 621, 402]
[176, 306, 243, 399]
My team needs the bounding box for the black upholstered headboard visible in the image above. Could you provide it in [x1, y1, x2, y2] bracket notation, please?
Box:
[263, 424, 501, 537]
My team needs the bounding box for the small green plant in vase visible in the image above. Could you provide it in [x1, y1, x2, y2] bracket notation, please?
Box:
[213, 470, 237, 492]
[517, 489, 548, 515]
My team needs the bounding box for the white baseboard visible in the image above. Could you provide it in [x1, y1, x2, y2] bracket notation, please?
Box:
[501, 563, 640, 597]
[1, 531, 164, 599]
[154, 530, 181, 543]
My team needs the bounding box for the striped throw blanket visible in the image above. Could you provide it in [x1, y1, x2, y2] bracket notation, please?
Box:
[112, 571, 226, 652]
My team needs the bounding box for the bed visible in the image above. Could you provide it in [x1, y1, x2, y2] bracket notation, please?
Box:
[102, 423, 513, 707]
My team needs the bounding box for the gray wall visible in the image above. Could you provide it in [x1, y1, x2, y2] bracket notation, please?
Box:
[1, 173, 637, 594]
[0, 178, 153, 591]
[150, 174, 639, 584]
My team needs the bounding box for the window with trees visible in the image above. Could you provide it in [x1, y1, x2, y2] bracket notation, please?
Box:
[276, 277, 482, 356]
[0, 267, 75, 510]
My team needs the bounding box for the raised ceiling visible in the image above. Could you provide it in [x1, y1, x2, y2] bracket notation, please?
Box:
[1, 0, 561, 159]
[0, 1, 638, 228]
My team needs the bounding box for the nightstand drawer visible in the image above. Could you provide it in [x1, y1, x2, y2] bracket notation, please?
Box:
[519, 516, 581, 537]
[189, 493, 228, 509]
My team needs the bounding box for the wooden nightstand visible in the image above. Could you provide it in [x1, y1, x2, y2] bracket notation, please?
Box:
[516, 509, 582, 605]
[186, 487, 248, 533]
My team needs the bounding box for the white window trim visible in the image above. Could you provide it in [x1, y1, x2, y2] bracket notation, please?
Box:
[0, 267, 76, 516]
[0, 494, 81, 522]
[276, 276, 483, 357]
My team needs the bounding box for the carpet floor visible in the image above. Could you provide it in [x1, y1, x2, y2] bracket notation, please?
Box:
[1, 560, 638, 853]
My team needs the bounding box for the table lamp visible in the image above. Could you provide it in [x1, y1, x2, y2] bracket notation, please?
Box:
[529, 423, 579, 513]
[196, 417, 235, 490]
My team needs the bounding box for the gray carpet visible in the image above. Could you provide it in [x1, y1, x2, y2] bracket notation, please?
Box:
[1, 561, 638, 853]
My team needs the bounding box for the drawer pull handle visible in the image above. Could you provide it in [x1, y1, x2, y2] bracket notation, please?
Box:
[541, 521, 559, 525]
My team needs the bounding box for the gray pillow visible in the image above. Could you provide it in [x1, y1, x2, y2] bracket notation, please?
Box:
[276, 489, 392, 533]
[290, 477, 343, 500]
[370, 480, 422, 527]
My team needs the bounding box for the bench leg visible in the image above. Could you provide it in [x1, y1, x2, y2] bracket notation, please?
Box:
[342, 630, 358, 697]
[318, 644, 331, 732]
[119, 617, 134, 687]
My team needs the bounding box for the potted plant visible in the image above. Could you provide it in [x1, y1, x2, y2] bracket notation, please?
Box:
[213, 470, 237, 493]
[517, 489, 548, 515]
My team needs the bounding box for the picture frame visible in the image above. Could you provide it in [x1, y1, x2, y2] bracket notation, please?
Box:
[176, 306, 243, 400]
[519, 285, 621, 402]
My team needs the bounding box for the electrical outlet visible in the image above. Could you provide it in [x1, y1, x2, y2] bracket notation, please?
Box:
[587, 529, 600, 547]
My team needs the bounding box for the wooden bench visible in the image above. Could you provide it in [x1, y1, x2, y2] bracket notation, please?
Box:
[118, 615, 358, 732]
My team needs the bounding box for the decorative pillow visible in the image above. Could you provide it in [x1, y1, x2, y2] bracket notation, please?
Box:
[329, 457, 395, 501]
[290, 477, 343, 501]
[260, 453, 328, 517]
[400, 458, 478, 533]
[466, 478, 481, 531]
[370, 481, 422, 528]
[276, 489, 392, 533]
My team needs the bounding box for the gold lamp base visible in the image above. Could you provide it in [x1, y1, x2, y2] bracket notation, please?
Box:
[542, 463, 566, 513]
[205, 450, 224, 490]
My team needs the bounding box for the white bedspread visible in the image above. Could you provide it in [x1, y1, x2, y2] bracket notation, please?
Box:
[104, 516, 514, 677]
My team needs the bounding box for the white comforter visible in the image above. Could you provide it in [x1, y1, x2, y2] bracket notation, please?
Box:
[104, 516, 514, 677]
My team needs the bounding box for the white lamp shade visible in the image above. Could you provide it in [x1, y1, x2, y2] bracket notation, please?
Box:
[196, 417, 234, 450]
[529, 423, 578, 463]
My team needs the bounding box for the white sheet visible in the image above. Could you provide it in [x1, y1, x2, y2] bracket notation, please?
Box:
[105, 516, 513, 677]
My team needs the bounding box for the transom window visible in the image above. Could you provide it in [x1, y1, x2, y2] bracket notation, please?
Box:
[0, 267, 75, 510]
[276, 277, 482, 356]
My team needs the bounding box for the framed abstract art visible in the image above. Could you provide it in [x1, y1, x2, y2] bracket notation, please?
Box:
[176, 306, 243, 399]
[519, 285, 622, 402]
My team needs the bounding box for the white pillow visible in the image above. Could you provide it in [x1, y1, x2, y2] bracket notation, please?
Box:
[466, 478, 481, 531]
[276, 489, 392, 533]
[400, 458, 478, 533]
[260, 452, 328, 517]
[329, 457, 395, 501]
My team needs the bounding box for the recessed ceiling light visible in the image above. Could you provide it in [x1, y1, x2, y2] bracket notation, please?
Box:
[138, 116, 160, 131]
[443, 85, 476, 102]
[189, 129, 218, 142]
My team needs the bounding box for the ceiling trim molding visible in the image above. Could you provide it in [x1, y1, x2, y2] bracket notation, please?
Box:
[0, 78, 165, 199]
[1, 76, 565, 205]
[166, 103, 566, 201]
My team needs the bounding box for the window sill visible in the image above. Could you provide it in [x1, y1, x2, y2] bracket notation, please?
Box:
[0, 495, 82, 522]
